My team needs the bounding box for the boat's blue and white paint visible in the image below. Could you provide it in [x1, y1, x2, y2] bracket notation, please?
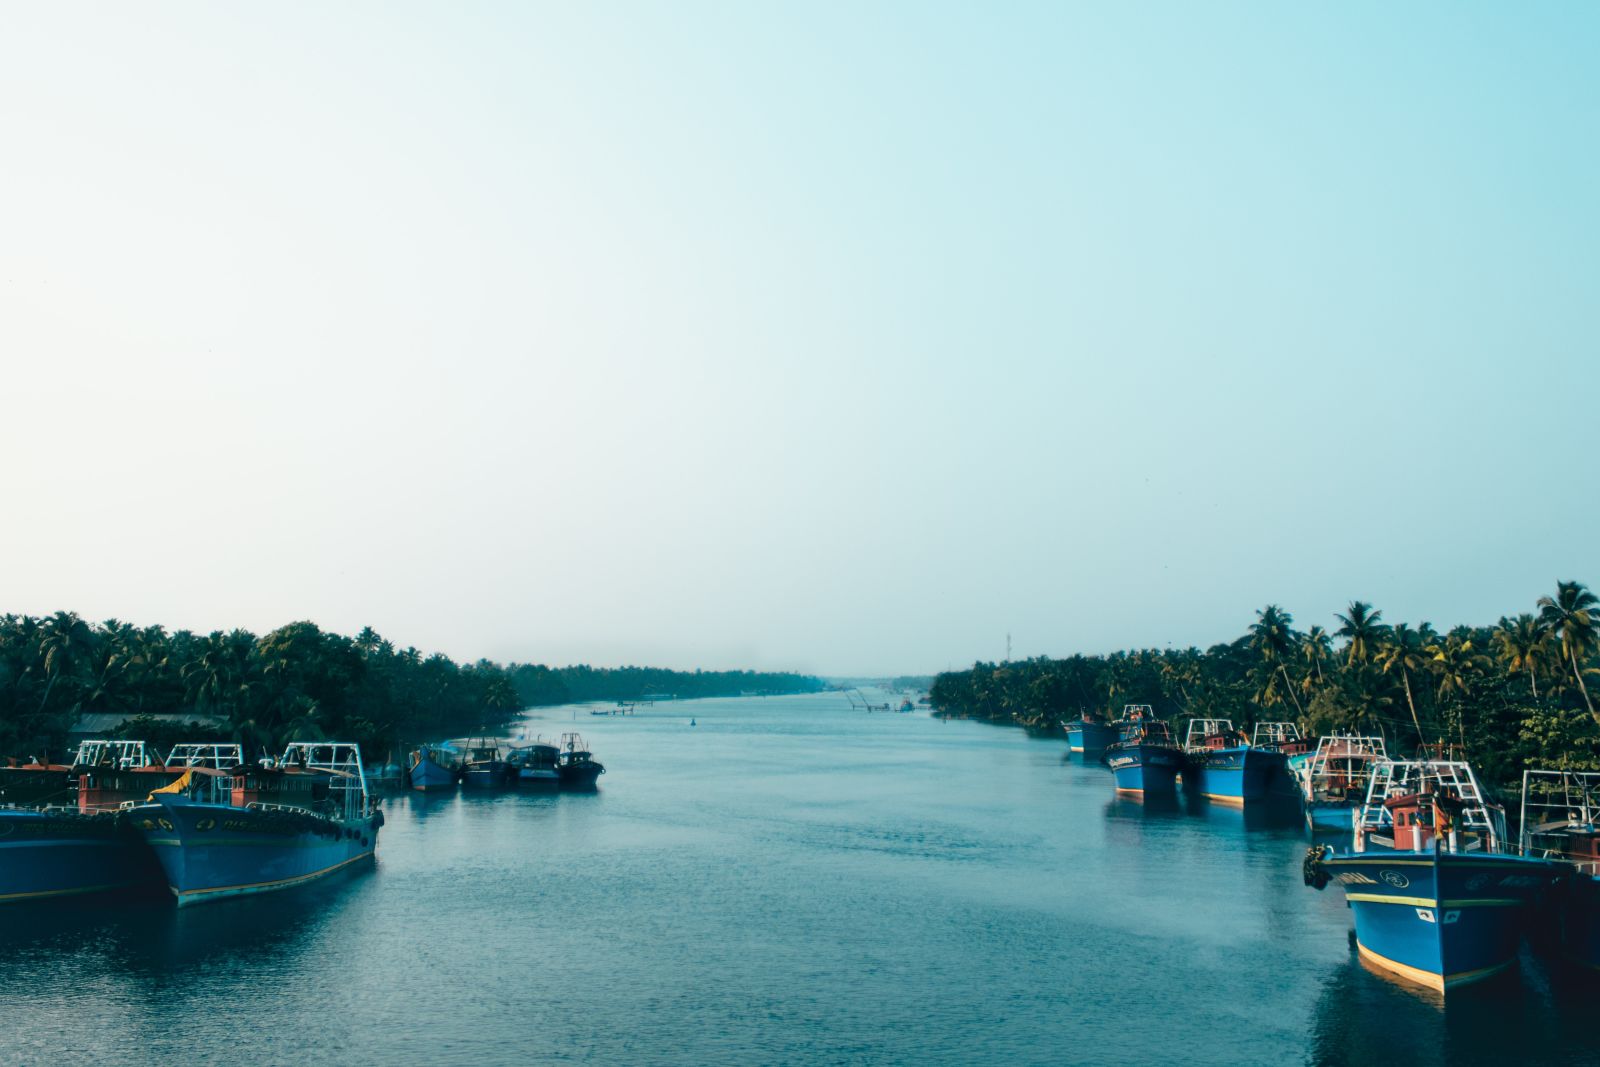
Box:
[1310, 848, 1563, 991]
[1182, 720, 1286, 805]
[1104, 708, 1185, 795]
[1308, 757, 1563, 993]
[129, 743, 382, 907]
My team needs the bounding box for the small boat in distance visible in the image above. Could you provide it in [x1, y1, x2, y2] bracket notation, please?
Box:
[507, 739, 561, 789]
[557, 733, 605, 790]
[460, 738, 516, 789]
[409, 742, 462, 792]
[1063, 710, 1120, 754]
[1306, 758, 1565, 993]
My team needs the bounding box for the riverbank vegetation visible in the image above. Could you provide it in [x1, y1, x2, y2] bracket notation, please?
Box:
[929, 581, 1600, 790]
[0, 614, 821, 762]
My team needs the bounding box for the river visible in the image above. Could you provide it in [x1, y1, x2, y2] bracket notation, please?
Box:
[3, 694, 1596, 1065]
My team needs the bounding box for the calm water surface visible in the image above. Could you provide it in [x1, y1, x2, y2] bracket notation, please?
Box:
[5, 694, 1599, 1066]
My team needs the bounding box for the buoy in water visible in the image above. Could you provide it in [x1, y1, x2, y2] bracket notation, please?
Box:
[690, 718, 696, 726]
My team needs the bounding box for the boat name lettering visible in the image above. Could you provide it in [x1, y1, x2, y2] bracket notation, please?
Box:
[1496, 875, 1543, 888]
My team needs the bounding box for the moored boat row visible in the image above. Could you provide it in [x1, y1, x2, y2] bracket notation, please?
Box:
[1, 739, 380, 908]
[1066, 707, 1600, 995]
[406, 733, 605, 792]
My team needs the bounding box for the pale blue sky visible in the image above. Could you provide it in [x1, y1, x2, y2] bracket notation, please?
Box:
[1, 4, 1595, 675]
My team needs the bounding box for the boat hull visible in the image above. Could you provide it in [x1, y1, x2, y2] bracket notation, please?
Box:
[1561, 872, 1600, 970]
[409, 756, 458, 792]
[1191, 746, 1285, 805]
[1107, 746, 1184, 794]
[516, 769, 560, 789]
[1305, 802, 1356, 833]
[462, 761, 515, 789]
[0, 809, 159, 903]
[1318, 851, 1563, 992]
[1065, 722, 1120, 754]
[558, 764, 604, 790]
[130, 798, 381, 907]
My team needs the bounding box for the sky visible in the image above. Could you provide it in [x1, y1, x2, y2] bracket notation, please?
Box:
[1, 3, 1596, 676]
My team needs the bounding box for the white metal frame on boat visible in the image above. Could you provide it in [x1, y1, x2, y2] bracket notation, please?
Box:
[164, 743, 244, 769]
[1252, 722, 1302, 746]
[72, 740, 151, 769]
[1519, 768, 1600, 873]
[1355, 759, 1502, 853]
[1182, 719, 1235, 750]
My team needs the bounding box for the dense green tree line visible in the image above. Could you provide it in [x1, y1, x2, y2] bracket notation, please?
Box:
[0, 613, 819, 763]
[929, 581, 1600, 792]
[514, 664, 823, 705]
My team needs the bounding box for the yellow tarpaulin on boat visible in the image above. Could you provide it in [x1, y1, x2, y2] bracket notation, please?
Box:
[147, 769, 194, 800]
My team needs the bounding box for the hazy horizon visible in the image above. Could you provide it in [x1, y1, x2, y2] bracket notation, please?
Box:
[3, 4, 1596, 676]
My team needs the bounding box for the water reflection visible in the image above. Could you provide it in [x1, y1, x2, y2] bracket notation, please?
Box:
[1306, 949, 1594, 1066]
[0, 868, 372, 974]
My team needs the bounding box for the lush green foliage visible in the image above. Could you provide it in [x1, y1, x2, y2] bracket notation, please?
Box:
[0, 613, 820, 762]
[929, 583, 1600, 792]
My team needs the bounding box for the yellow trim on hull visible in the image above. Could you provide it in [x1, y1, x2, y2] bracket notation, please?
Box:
[172, 851, 374, 906]
[0, 881, 128, 903]
[1345, 893, 1528, 908]
[1201, 793, 1246, 807]
[1356, 941, 1512, 992]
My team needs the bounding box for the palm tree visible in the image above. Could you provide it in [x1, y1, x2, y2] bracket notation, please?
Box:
[1300, 626, 1332, 695]
[1248, 605, 1304, 715]
[35, 611, 95, 713]
[1429, 634, 1485, 749]
[1537, 581, 1599, 721]
[1373, 622, 1427, 743]
[1334, 602, 1387, 667]
[1493, 614, 1549, 699]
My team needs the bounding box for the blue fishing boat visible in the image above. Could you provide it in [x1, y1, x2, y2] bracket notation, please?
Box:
[507, 739, 561, 789]
[0, 740, 180, 904]
[1102, 706, 1185, 795]
[1305, 758, 1565, 993]
[557, 733, 605, 790]
[1182, 719, 1294, 805]
[460, 739, 516, 789]
[409, 743, 461, 792]
[1294, 733, 1387, 833]
[128, 742, 382, 907]
[1063, 712, 1120, 754]
[1518, 768, 1600, 970]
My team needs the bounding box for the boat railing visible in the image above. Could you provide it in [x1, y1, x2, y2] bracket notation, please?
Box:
[279, 742, 373, 819]
[1518, 768, 1600, 867]
[1183, 719, 1236, 751]
[1357, 759, 1503, 852]
[1252, 722, 1302, 746]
